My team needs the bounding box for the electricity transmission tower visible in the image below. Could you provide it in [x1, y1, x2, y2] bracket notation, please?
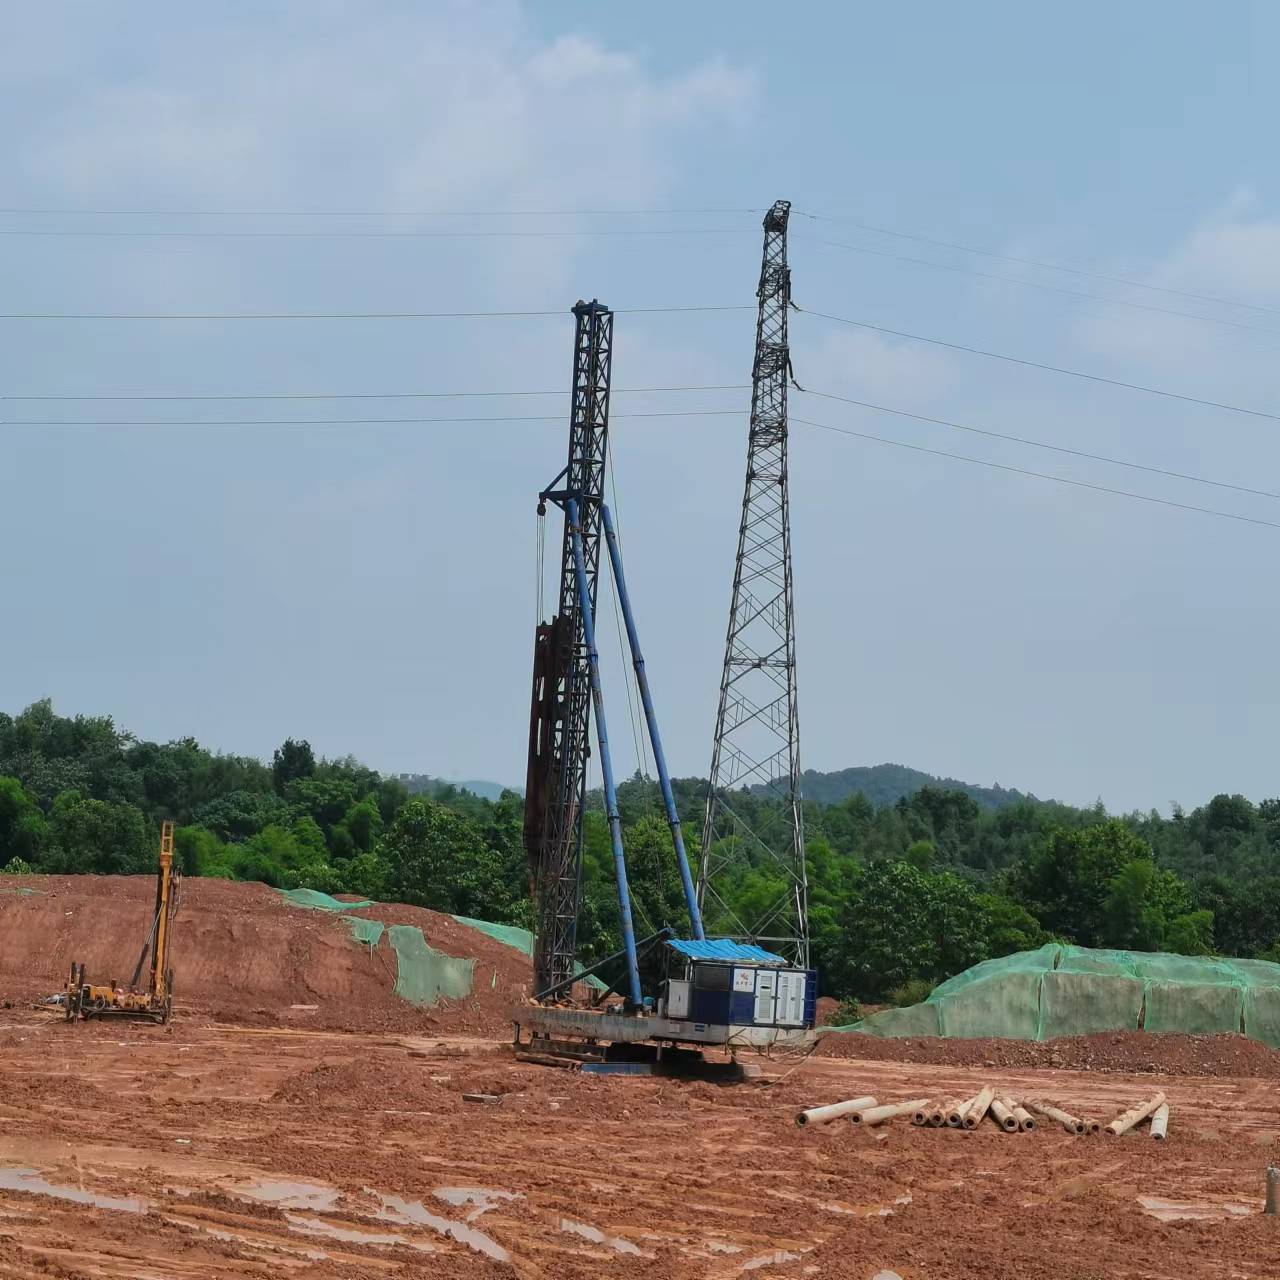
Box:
[525, 300, 614, 996]
[698, 199, 809, 966]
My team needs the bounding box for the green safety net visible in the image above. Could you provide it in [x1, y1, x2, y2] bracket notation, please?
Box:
[274, 888, 474, 1005]
[450, 914, 535, 953]
[341, 916, 385, 948]
[274, 888, 375, 912]
[451, 914, 609, 991]
[0, 885, 42, 897]
[274, 891, 618, 1004]
[828, 944, 1280, 1046]
[387, 924, 475, 1005]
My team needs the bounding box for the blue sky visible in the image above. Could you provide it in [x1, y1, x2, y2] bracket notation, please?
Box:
[3, 1, 1278, 812]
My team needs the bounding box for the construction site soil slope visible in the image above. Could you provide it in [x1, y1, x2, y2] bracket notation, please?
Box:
[0, 875, 534, 1034]
[2, 1013, 1279, 1279]
[819, 1026, 1280, 1077]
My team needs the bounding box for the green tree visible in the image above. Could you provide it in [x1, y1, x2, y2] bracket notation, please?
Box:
[45, 792, 151, 874]
[1165, 909, 1214, 956]
[342, 851, 390, 899]
[192, 789, 289, 843]
[271, 738, 316, 793]
[383, 799, 514, 920]
[975, 892, 1049, 957]
[290, 814, 328, 861]
[904, 839, 936, 871]
[828, 861, 989, 1001]
[1103, 859, 1196, 950]
[0, 775, 47, 866]
[1007, 820, 1152, 945]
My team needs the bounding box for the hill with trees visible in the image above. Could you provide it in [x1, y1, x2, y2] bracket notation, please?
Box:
[789, 763, 1039, 810]
[3, 699, 1279, 1006]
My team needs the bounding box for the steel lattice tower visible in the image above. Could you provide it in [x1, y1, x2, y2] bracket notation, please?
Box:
[525, 300, 614, 996]
[698, 200, 809, 966]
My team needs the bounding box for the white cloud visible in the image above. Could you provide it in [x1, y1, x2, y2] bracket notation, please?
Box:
[1071, 192, 1280, 379]
[21, 8, 754, 214]
[798, 326, 955, 405]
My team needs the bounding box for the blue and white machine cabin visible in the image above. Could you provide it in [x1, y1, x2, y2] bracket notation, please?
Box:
[661, 939, 817, 1031]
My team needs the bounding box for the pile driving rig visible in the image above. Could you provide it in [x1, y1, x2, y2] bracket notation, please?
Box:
[66, 820, 180, 1023]
[515, 296, 816, 1067]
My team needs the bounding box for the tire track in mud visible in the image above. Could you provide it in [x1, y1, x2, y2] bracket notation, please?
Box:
[5, 1016, 1280, 1278]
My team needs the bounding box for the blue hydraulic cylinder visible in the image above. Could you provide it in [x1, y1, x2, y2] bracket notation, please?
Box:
[600, 504, 705, 941]
[566, 498, 643, 1011]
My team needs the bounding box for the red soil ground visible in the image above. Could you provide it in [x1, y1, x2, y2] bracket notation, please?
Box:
[0, 875, 535, 1035]
[2, 1014, 1279, 1278]
[819, 1026, 1280, 1078]
[3, 876, 1280, 1275]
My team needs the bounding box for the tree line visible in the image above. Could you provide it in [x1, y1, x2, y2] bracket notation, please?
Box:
[2, 699, 1279, 1004]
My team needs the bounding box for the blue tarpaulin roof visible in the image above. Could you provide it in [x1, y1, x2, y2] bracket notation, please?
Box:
[665, 938, 787, 965]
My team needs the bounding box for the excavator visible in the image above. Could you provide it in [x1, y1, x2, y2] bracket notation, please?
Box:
[65, 820, 180, 1024]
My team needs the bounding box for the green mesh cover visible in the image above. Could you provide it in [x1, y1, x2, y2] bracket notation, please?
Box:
[1243, 986, 1280, 1048]
[826, 945, 1280, 1044]
[387, 924, 475, 1005]
[341, 916, 385, 948]
[1038, 970, 1145, 1039]
[931, 944, 1061, 1000]
[275, 888, 374, 912]
[937, 970, 1043, 1039]
[0, 885, 42, 896]
[451, 914, 608, 991]
[1144, 980, 1242, 1035]
[843, 1001, 942, 1038]
[450, 914, 535, 953]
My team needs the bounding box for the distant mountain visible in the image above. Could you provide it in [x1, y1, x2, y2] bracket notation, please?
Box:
[795, 763, 1039, 811]
[398, 763, 1034, 812]
[397, 774, 518, 803]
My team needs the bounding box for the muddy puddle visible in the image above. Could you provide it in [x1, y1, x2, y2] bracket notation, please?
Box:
[229, 1177, 341, 1211]
[740, 1249, 803, 1272]
[434, 1184, 521, 1220]
[377, 1191, 510, 1262]
[0, 1165, 148, 1214]
[559, 1216, 650, 1256]
[285, 1211, 440, 1253]
[165, 1215, 330, 1263]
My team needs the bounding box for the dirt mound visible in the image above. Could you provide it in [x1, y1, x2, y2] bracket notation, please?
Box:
[818, 1027, 1280, 1077]
[0, 874, 533, 1034]
[271, 1058, 455, 1109]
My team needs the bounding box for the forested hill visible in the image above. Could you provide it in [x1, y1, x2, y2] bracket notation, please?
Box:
[399, 764, 1038, 812]
[796, 764, 1039, 811]
[7, 699, 1280, 1008]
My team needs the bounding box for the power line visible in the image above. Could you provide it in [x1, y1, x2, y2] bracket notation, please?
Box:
[1, 382, 748, 403]
[1, 408, 745, 428]
[0, 304, 750, 321]
[796, 209, 1280, 320]
[791, 414, 1280, 532]
[799, 388, 1280, 502]
[796, 305, 1280, 424]
[0, 206, 761, 217]
[799, 233, 1280, 339]
[0, 227, 756, 241]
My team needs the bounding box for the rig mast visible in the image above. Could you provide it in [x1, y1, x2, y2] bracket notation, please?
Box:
[699, 200, 809, 966]
[524, 300, 614, 996]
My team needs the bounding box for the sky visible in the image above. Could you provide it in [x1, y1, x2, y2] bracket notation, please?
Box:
[2, 1, 1278, 814]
